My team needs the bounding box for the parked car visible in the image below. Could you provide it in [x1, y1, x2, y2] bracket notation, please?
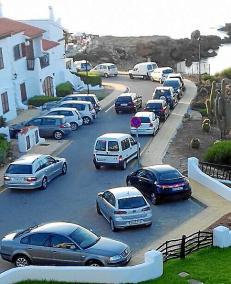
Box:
[90, 63, 118, 77]
[59, 101, 95, 125]
[74, 60, 92, 72]
[9, 115, 72, 140]
[130, 112, 159, 136]
[126, 165, 192, 205]
[93, 133, 139, 170]
[167, 73, 185, 91]
[144, 99, 170, 121]
[45, 107, 83, 131]
[152, 86, 178, 109]
[128, 62, 158, 80]
[163, 78, 183, 99]
[69, 94, 101, 113]
[96, 187, 152, 231]
[4, 154, 67, 190]
[150, 67, 174, 83]
[0, 222, 131, 267]
[114, 93, 142, 113]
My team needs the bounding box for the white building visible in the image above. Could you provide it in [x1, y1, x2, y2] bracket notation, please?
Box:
[0, 5, 82, 121]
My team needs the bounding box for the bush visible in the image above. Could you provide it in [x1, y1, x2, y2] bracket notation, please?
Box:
[218, 67, 231, 79]
[203, 140, 231, 165]
[198, 108, 208, 117]
[73, 71, 102, 86]
[28, 96, 60, 107]
[0, 116, 6, 127]
[56, 82, 73, 97]
[0, 134, 10, 164]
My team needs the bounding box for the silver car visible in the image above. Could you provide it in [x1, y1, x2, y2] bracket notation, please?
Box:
[96, 187, 152, 231]
[4, 154, 67, 190]
[0, 222, 131, 267]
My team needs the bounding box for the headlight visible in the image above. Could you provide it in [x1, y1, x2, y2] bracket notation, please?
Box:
[109, 255, 122, 262]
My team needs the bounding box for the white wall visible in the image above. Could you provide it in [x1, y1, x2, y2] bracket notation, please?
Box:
[0, 250, 163, 284]
[188, 157, 231, 201]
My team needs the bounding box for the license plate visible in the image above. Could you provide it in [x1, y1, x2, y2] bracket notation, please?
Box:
[121, 104, 127, 106]
[130, 220, 142, 225]
[97, 158, 105, 161]
[13, 177, 24, 182]
[174, 186, 183, 191]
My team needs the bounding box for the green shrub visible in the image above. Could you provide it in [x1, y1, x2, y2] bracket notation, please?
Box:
[198, 108, 208, 117]
[218, 67, 231, 79]
[28, 96, 59, 107]
[0, 135, 10, 164]
[56, 82, 73, 97]
[73, 71, 102, 86]
[203, 140, 231, 165]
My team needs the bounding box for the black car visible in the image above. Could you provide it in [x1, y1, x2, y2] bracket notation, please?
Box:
[152, 87, 177, 109]
[115, 93, 142, 113]
[126, 165, 191, 205]
[144, 99, 170, 121]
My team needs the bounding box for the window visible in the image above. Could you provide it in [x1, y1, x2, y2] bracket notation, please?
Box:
[121, 138, 130, 151]
[1, 92, 9, 113]
[13, 44, 22, 60]
[69, 227, 99, 249]
[44, 156, 56, 166]
[95, 140, 106, 151]
[136, 170, 146, 178]
[42, 118, 56, 126]
[116, 96, 132, 103]
[0, 48, 4, 69]
[129, 137, 137, 146]
[139, 117, 150, 123]
[21, 236, 29, 244]
[103, 191, 115, 206]
[60, 110, 73, 117]
[118, 197, 146, 209]
[50, 234, 75, 249]
[20, 83, 27, 102]
[29, 233, 50, 246]
[6, 164, 32, 174]
[26, 118, 42, 126]
[108, 141, 119, 151]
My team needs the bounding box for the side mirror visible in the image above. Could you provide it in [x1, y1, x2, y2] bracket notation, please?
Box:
[98, 192, 103, 197]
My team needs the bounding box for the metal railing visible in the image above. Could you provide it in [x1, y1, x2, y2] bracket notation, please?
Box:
[26, 59, 35, 70]
[156, 231, 213, 262]
[199, 161, 231, 181]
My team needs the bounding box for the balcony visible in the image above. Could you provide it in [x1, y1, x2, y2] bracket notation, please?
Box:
[39, 53, 49, 69]
[26, 59, 35, 70]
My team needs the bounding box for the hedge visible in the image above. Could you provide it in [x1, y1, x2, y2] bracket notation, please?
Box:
[0, 134, 10, 164]
[72, 71, 102, 86]
[203, 140, 231, 165]
[28, 96, 60, 107]
[56, 82, 73, 97]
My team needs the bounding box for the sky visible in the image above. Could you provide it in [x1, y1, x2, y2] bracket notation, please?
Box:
[1, 0, 231, 38]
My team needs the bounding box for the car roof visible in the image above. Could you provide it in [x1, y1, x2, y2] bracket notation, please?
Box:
[118, 93, 136, 97]
[60, 100, 91, 105]
[108, 187, 143, 199]
[48, 107, 76, 112]
[39, 115, 65, 119]
[31, 222, 79, 235]
[135, 62, 156, 66]
[98, 63, 115, 66]
[97, 133, 130, 140]
[135, 111, 153, 117]
[147, 99, 165, 104]
[144, 164, 177, 173]
[10, 154, 44, 165]
[155, 86, 173, 91]
[164, 78, 180, 82]
[168, 73, 182, 77]
[69, 94, 97, 98]
[154, 67, 172, 71]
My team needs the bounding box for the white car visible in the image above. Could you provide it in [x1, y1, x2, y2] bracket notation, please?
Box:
[130, 112, 159, 136]
[129, 62, 158, 80]
[91, 63, 118, 77]
[150, 67, 173, 83]
[44, 107, 83, 131]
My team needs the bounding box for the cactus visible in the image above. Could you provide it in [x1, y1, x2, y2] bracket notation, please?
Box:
[190, 138, 200, 149]
[214, 78, 231, 138]
[205, 81, 216, 123]
[202, 118, 211, 133]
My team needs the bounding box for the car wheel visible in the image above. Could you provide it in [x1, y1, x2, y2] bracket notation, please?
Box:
[159, 79, 163, 84]
[145, 222, 152, 227]
[129, 74, 134, 79]
[96, 202, 102, 215]
[41, 177, 48, 190]
[110, 219, 118, 232]
[94, 162, 101, 169]
[14, 255, 30, 267]
[70, 122, 78, 131]
[86, 260, 103, 267]
[121, 160, 127, 170]
[61, 163, 67, 175]
[83, 116, 91, 125]
[115, 110, 119, 114]
[53, 130, 63, 140]
[152, 128, 156, 136]
[151, 77, 154, 82]
[104, 73, 109, 78]
[150, 192, 159, 205]
[143, 75, 147, 80]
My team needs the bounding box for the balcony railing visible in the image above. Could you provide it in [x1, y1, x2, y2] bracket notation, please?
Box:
[39, 53, 50, 69]
[26, 59, 35, 70]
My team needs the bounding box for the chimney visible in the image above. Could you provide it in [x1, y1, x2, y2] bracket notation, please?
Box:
[48, 6, 54, 21]
[0, 1, 3, 17]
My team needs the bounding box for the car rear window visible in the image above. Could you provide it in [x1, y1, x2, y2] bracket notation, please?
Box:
[146, 103, 162, 109]
[6, 164, 32, 174]
[163, 80, 180, 88]
[95, 140, 106, 151]
[159, 170, 182, 181]
[116, 96, 132, 103]
[118, 196, 147, 209]
[108, 65, 116, 70]
[108, 141, 119, 151]
[139, 117, 151, 123]
[154, 90, 171, 97]
[163, 68, 173, 74]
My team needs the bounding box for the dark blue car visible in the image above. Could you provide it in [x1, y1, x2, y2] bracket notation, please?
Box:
[152, 87, 177, 109]
[126, 165, 191, 205]
[163, 78, 183, 99]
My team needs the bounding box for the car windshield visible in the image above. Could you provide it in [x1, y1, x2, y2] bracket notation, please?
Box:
[95, 140, 106, 151]
[163, 69, 173, 74]
[118, 196, 147, 209]
[116, 96, 132, 103]
[155, 90, 171, 97]
[69, 227, 100, 249]
[164, 80, 180, 88]
[6, 164, 32, 174]
[159, 170, 183, 181]
[146, 103, 162, 109]
[139, 117, 151, 123]
[108, 65, 116, 70]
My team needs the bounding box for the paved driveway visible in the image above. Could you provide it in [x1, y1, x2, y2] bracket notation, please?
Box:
[0, 76, 203, 271]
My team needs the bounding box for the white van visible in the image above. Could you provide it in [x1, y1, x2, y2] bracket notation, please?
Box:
[93, 133, 139, 170]
[91, 63, 118, 77]
[150, 67, 174, 83]
[74, 60, 93, 72]
[129, 62, 158, 80]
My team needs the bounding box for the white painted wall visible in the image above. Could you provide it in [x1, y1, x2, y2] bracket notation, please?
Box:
[188, 157, 231, 201]
[0, 250, 163, 284]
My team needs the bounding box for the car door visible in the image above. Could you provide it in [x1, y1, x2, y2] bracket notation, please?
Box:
[152, 113, 159, 131]
[107, 140, 120, 164]
[49, 234, 84, 265]
[132, 169, 147, 194]
[25, 118, 42, 133]
[141, 170, 156, 197]
[99, 191, 115, 220]
[121, 138, 133, 162]
[40, 118, 56, 137]
[20, 233, 51, 265]
[43, 156, 60, 181]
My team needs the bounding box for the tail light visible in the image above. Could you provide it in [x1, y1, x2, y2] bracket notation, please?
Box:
[156, 184, 169, 189]
[4, 176, 11, 181]
[118, 155, 123, 161]
[60, 123, 70, 128]
[160, 109, 165, 113]
[114, 210, 127, 215]
[149, 123, 153, 127]
[25, 177, 37, 182]
[142, 206, 151, 211]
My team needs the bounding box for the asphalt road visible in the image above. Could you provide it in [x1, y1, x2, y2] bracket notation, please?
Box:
[0, 75, 203, 271]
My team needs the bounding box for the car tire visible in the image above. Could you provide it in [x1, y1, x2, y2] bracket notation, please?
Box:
[150, 192, 159, 205]
[121, 160, 127, 170]
[96, 202, 102, 215]
[152, 128, 156, 136]
[104, 73, 109, 78]
[86, 260, 103, 267]
[159, 79, 163, 84]
[129, 74, 134, 79]
[110, 219, 118, 232]
[145, 222, 152, 227]
[115, 110, 119, 114]
[83, 116, 91, 125]
[41, 177, 48, 190]
[53, 130, 63, 140]
[61, 163, 67, 175]
[151, 77, 154, 82]
[94, 163, 101, 170]
[14, 254, 30, 267]
[70, 122, 78, 131]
